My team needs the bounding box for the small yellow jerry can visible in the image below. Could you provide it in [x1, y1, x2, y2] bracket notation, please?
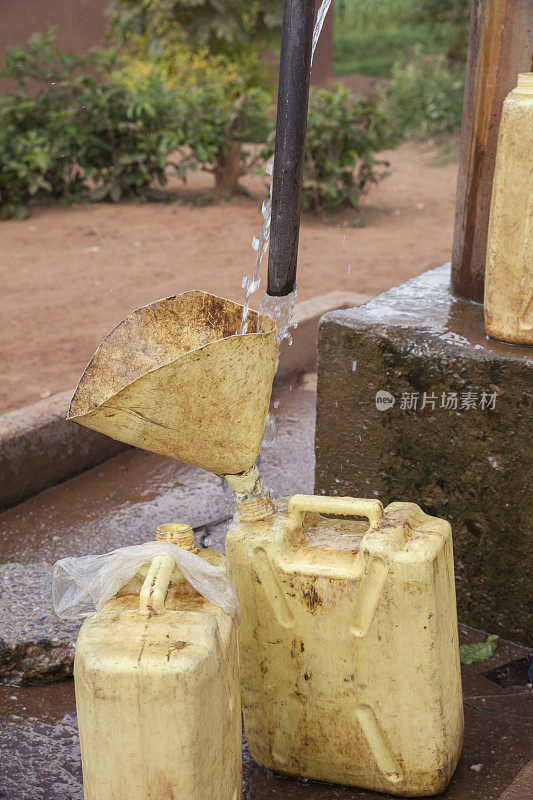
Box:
[226, 495, 463, 797]
[74, 525, 242, 800]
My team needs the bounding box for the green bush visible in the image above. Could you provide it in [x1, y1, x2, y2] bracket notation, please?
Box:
[110, 0, 281, 56]
[0, 30, 184, 218]
[0, 29, 275, 218]
[297, 85, 390, 214]
[73, 70, 183, 202]
[120, 45, 273, 198]
[382, 49, 465, 141]
[0, 32, 88, 218]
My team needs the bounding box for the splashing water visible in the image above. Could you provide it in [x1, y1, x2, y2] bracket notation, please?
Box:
[259, 288, 298, 346]
[237, 158, 273, 336]
[238, 0, 333, 454]
[311, 0, 333, 66]
[262, 411, 278, 447]
[239, 0, 333, 343]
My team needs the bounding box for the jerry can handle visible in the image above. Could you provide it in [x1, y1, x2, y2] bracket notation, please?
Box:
[138, 553, 175, 613]
[287, 494, 384, 540]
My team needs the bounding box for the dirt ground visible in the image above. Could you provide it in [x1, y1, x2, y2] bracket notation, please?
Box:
[0, 140, 458, 413]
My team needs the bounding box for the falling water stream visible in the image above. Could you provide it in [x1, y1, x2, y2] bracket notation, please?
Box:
[238, 0, 333, 342]
[237, 0, 333, 450]
[237, 0, 331, 447]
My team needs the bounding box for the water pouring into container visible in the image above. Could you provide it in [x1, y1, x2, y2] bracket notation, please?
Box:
[59, 1, 463, 797]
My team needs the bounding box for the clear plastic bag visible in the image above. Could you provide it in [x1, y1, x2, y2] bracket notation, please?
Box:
[52, 541, 240, 626]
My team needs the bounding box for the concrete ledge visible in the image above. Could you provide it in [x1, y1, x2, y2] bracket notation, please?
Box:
[499, 761, 533, 799]
[0, 390, 127, 511]
[0, 291, 371, 511]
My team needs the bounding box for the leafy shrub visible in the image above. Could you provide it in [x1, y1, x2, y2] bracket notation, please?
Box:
[110, 0, 281, 55]
[0, 30, 186, 218]
[0, 32, 88, 218]
[382, 49, 465, 141]
[297, 85, 390, 214]
[120, 43, 273, 198]
[73, 69, 184, 202]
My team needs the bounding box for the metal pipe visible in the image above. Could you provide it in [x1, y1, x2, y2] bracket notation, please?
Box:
[267, 0, 315, 297]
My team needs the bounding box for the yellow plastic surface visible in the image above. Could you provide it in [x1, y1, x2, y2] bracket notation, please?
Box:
[74, 547, 241, 800]
[68, 291, 277, 479]
[485, 73, 533, 344]
[226, 495, 463, 797]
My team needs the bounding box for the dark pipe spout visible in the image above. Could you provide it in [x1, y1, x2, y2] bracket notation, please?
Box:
[267, 0, 315, 297]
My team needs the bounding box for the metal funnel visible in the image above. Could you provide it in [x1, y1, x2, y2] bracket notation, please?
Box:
[68, 291, 278, 480]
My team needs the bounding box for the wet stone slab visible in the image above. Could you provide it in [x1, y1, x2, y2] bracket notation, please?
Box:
[0, 379, 315, 566]
[315, 264, 533, 645]
[0, 563, 80, 686]
[0, 380, 315, 685]
[0, 626, 530, 800]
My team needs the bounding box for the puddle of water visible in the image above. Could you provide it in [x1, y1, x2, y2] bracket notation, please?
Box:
[342, 264, 533, 359]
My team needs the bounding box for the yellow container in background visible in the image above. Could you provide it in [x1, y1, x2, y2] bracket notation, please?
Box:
[484, 72, 533, 344]
[226, 494, 463, 797]
[74, 525, 241, 800]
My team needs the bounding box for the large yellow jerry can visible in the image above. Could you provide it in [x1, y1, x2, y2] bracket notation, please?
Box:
[74, 525, 242, 800]
[226, 495, 463, 797]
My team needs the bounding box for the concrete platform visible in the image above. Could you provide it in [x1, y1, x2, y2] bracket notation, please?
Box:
[315, 265, 532, 645]
[0, 624, 530, 800]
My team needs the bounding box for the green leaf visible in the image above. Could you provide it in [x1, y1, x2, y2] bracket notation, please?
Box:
[459, 635, 499, 665]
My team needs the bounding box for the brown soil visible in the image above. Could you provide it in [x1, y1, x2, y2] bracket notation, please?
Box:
[0, 140, 458, 413]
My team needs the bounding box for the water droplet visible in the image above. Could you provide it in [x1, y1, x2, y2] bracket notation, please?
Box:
[261, 412, 278, 447]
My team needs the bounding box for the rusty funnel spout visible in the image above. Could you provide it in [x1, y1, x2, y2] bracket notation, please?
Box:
[68, 291, 277, 492]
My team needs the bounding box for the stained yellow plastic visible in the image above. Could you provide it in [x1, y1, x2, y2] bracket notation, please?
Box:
[485, 73, 533, 344]
[68, 290, 277, 492]
[226, 494, 464, 797]
[74, 527, 242, 800]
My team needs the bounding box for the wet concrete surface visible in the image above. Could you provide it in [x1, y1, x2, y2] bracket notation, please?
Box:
[0, 378, 315, 565]
[0, 625, 530, 799]
[0, 379, 315, 684]
[0, 564, 79, 685]
[0, 371, 531, 797]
